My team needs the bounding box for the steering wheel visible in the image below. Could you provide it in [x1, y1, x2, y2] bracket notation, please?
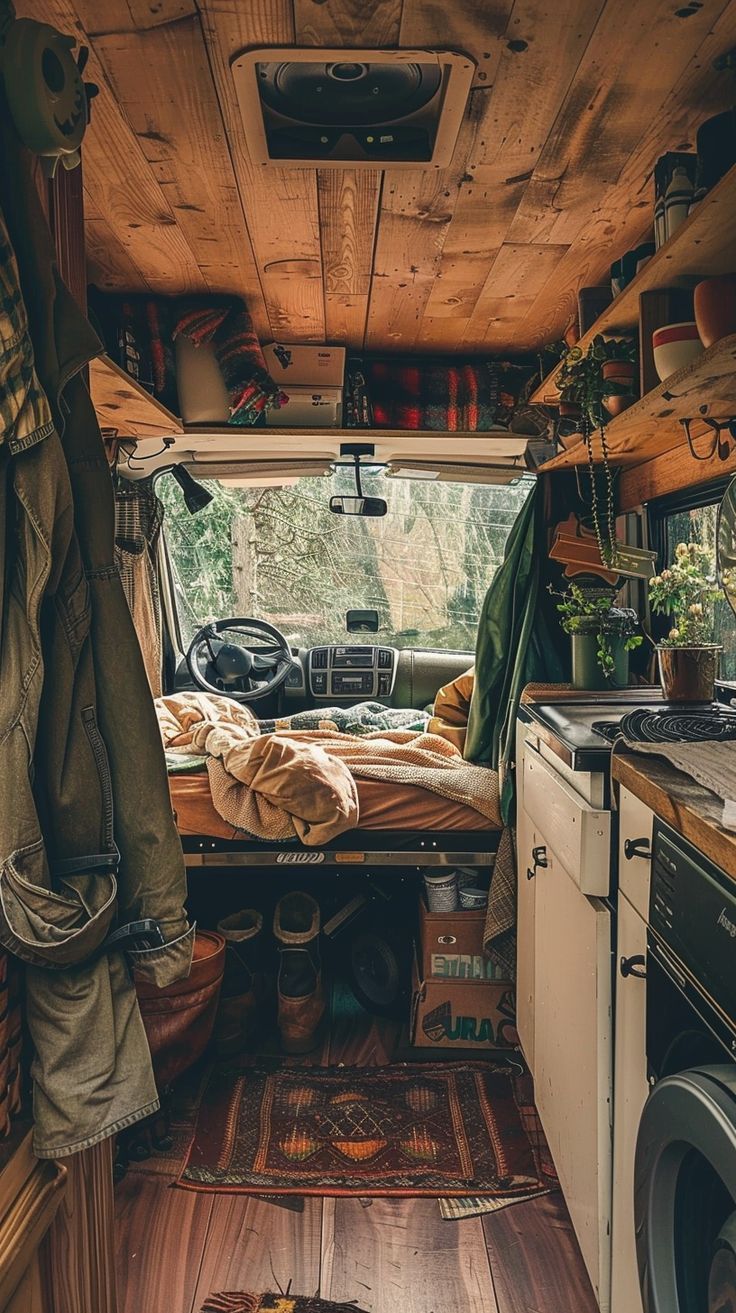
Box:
[186, 618, 296, 703]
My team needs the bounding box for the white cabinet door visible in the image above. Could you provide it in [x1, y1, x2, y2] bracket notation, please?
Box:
[515, 724, 537, 1070]
[611, 890, 649, 1313]
[617, 785, 654, 921]
[534, 851, 613, 1312]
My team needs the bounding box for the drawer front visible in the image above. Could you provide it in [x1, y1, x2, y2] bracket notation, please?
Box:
[617, 785, 653, 921]
[523, 744, 611, 895]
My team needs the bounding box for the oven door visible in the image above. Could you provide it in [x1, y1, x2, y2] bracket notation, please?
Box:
[634, 939, 736, 1312]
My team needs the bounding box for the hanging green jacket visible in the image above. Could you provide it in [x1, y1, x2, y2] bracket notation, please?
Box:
[465, 482, 568, 820]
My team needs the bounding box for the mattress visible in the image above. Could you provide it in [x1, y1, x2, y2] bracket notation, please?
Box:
[169, 769, 495, 838]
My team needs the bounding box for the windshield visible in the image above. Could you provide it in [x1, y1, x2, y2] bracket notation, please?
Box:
[158, 467, 534, 651]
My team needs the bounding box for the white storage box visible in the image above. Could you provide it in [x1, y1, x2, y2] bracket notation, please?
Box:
[264, 343, 345, 428]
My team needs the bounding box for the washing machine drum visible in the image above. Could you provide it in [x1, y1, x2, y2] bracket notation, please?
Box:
[635, 1066, 736, 1312]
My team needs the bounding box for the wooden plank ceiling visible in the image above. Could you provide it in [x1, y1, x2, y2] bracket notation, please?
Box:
[20, 0, 736, 353]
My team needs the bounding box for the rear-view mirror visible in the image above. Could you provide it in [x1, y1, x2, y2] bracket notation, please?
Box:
[329, 495, 387, 517]
[346, 609, 380, 633]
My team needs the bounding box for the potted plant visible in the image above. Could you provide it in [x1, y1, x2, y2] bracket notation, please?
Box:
[649, 542, 722, 701]
[551, 583, 643, 690]
[588, 334, 638, 417]
[556, 337, 637, 427]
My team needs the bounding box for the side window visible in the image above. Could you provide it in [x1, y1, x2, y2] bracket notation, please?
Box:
[653, 494, 736, 683]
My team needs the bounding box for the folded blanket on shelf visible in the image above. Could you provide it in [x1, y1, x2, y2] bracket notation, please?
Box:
[174, 300, 288, 425]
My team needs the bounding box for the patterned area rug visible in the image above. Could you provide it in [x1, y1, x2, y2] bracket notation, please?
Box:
[200, 1295, 367, 1313]
[179, 1062, 557, 1198]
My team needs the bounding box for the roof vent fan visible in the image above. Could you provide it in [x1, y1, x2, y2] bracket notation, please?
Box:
[231, 47, 475, 169]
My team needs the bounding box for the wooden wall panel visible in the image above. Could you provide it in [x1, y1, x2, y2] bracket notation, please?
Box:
[510, 0, 736, 348]
[78, 13, 271, 327]
[506, 0, 730, 249]
[21, 0, 210, 297]
[197, 0, 325, 342]
[417, 0, 604, 350]
[20, 0, 736, 357]
[318, 169, 382, 345]
[293, 0, 404, 46]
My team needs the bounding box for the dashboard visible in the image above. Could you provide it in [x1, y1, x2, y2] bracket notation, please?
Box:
[284, 644, 397, 700]
[177, 641, 471, 711]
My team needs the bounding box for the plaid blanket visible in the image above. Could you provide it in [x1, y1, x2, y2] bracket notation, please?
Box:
[174, 300, 288, 425]
[0, 208, 55, 454]
[353, 358, 535, 432]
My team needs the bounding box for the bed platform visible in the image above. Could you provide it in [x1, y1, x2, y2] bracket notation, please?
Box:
[170, 771, 499, 869]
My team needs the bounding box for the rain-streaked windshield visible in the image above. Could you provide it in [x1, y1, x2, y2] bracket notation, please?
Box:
[158, 467, 534, 651]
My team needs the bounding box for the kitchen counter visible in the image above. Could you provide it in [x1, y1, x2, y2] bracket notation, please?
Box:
[612, 750, 736, 880]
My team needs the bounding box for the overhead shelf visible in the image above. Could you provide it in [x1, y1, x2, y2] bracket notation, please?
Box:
[530, 162, 736, 406]
[87, 358, 528, 454]
[537, 333, 736, 471]
[89, 355, 183, 439]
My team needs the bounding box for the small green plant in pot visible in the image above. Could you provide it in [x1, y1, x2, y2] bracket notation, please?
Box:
[556, 337, 638, 428]
[551, 583, 643, 690]
[649, 543, 722, 701]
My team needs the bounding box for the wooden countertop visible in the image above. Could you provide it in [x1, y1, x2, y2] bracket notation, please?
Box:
[612, 751, 736, 878]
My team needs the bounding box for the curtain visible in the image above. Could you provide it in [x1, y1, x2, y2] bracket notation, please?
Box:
[465, 481, 569, 820]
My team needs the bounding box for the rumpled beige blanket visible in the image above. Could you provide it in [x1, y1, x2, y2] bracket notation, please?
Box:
[156, 692, 501, 845]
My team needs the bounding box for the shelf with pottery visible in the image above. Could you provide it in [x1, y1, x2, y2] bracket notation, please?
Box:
[89, 355, 184, 440]
[530, 161, 736, 407]
[537, 332, 736, 471]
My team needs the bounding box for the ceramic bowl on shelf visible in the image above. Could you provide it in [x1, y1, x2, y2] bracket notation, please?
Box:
[694, 274, 736, 348]
[651, 322, 703, 382]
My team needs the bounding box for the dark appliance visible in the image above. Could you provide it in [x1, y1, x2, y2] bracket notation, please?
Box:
[635, 820, 736, 1312]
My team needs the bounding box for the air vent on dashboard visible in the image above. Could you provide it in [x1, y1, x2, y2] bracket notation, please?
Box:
[377, 649, 392, 669]
[311, 648, 328, 670]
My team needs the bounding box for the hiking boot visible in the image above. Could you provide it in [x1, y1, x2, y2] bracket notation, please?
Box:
[214, 909, 268, 1055]
[273, 892, 325, 1054]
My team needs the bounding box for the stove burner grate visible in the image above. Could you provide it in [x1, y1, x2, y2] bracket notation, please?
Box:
[620, 707, 736, 745]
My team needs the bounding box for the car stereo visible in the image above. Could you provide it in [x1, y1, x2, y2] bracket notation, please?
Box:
[309, 646, 396, 698]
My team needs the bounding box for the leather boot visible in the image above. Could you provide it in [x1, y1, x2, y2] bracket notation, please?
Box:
[214, 910, 268, 1055]
[273, 892, 325, 1054]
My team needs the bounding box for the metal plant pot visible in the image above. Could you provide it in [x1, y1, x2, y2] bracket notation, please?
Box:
[571, 632, 630, 691]
[657, 645, 721, 702]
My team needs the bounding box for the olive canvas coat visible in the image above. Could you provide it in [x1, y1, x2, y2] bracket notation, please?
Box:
[0, 118, 193, 1158]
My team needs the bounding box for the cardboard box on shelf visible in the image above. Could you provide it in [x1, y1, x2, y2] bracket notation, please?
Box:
[410, 949, 518, 1050]
[418, 896, 505, 983]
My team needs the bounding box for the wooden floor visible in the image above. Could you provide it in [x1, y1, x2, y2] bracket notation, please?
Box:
[115, 984, 598, 1313]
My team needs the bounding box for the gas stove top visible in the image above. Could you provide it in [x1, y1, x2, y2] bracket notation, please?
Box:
[520, 692, 736, 770]
[519, 691, 664, 771]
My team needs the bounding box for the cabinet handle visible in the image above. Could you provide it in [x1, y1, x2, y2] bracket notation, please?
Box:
[526, 845, 548, 880]
[620, 954, 647, 979]
[624, 837, 652, 861]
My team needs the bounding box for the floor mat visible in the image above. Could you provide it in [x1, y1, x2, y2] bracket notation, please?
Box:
[200, 1295, 368, 1313]
[179, 1061, 557, 1198]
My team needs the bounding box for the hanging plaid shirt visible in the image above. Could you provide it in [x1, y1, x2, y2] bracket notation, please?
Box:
[0, 207, 55, 453]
